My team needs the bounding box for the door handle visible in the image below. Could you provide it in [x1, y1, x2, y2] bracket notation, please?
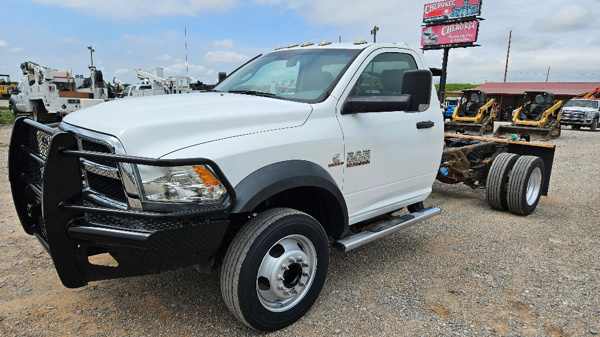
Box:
[416, 121, 435, 129]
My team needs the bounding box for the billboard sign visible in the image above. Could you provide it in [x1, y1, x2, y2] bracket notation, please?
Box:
[421, 21, 479, 47]
[423, 0, 482, 23]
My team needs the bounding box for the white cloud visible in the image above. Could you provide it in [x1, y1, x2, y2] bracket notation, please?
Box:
[204, 51, 249, 64]
[0, 40, 6, 47]
[533, 5, 592, 32]
[27, 0, 237, 19]
[213, 39, 234, 48]
[157, 54, 172, 61]
[7, 47, 24, 53]
[115, 68, 130, 74]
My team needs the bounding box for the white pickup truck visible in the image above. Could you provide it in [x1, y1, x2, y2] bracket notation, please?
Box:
[8, 41, 555, 331]
[560, 98, 600, 131]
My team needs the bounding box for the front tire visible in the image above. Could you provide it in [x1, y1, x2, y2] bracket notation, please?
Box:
[507, 156, 545, 216]
[590, 118, 598, 131]
[221, 208, 329, 331]
[10, 102, 19, 118]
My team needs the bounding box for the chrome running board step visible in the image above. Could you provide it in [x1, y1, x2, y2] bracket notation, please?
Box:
[333, 206, 441, 252]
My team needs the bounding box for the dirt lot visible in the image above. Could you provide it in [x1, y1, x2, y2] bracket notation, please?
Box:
[1, 122, 599, 336]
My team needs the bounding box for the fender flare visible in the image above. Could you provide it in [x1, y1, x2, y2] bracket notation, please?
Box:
[231, 160, 348, 236]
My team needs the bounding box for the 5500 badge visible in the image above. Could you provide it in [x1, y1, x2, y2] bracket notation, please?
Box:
[347, 149, 371, 167]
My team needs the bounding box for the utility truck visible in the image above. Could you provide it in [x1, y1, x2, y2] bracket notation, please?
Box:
[9, 41, 556, 331]
[120, 67, 208, 98]
[8, 61, 110, 122]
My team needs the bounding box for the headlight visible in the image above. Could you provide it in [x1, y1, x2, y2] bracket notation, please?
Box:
[586, 111, 596, 118]
[138, 164, 226, 203]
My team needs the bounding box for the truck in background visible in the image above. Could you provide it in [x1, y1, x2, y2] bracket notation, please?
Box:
[8, 61, 111, 122]
[119, 67, 214, 98]
[560, 99, 600, 131]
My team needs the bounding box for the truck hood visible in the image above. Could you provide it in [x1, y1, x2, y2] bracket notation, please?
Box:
[62, 92, 312, 157]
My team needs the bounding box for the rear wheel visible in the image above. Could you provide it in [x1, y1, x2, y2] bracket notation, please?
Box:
[486, 153, 519, 211]
[507, 156, 544, 216]
[221, 208, 329, 331]
[32, 101, 56, 123]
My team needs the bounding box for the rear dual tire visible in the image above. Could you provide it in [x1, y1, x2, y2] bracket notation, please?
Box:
[487, 154, 544, 216]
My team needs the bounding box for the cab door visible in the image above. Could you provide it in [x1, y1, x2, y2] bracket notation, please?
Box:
[336, 49, 442, 223]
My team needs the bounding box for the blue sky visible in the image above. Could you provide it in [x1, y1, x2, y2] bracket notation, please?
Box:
[1, 0, 599, 86]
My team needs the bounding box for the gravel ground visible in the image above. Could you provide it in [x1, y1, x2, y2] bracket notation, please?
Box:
[0, 122, 599, 336]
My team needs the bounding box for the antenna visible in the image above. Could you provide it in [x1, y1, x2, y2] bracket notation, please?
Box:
[185, 27, 189, 77]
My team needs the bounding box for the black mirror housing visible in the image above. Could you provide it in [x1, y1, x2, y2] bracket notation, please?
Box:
[342, 69, 432, 114]
[342, 96, 411, 115]
[401, 69, 432, 112]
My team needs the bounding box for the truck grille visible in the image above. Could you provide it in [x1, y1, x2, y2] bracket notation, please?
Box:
[75, 136, 128, 205]
[562, 111, 584, 119]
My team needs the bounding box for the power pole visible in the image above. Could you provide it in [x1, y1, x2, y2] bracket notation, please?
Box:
[503, 31, 511, 83]
[546, 67, 550, 82]
[371, 26, 379, 43]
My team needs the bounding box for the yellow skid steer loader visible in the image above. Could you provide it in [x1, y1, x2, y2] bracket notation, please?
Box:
[494, 91, 563, 141]
[445, 90, 497, 136]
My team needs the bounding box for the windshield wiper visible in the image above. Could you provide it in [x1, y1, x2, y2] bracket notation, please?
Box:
[228, 90, 280, 99]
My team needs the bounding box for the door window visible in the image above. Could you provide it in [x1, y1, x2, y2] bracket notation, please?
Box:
[353, 53, 417, 97]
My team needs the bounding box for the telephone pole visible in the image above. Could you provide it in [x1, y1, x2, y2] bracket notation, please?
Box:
[503, 31, 511, 82]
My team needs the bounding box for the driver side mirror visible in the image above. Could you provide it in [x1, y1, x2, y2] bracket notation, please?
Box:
[341, 69, 432, 114]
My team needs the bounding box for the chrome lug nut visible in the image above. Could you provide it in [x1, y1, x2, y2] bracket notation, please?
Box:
[302, 271, 310, 277]
[301, 262, 309, 267]
[277, 284, 285, 291]
[281, 263, 288, 270]
[299, 281, 306, 287]
[277, 274, 284, 281]
[291, 288, 299, 294]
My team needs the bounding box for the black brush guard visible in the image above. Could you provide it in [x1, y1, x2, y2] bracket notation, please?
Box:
[8, 117, 233, 288]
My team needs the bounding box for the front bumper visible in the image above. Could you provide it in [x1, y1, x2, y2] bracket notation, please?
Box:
[561, 111, 593, 126]
[8, 118, 234, 288]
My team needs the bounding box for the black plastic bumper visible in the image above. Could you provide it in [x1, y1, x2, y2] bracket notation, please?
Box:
[8, 117, 233, 288]
[560, 118, 592, 126]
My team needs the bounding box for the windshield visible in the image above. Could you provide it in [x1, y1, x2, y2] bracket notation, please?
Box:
[564, 99, 598, 109]
[215, 48, 362, 102]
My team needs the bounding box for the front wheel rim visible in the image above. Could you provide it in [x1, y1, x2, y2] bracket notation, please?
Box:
[256, 234, 317, 312]
[526, 167, 542, 206]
